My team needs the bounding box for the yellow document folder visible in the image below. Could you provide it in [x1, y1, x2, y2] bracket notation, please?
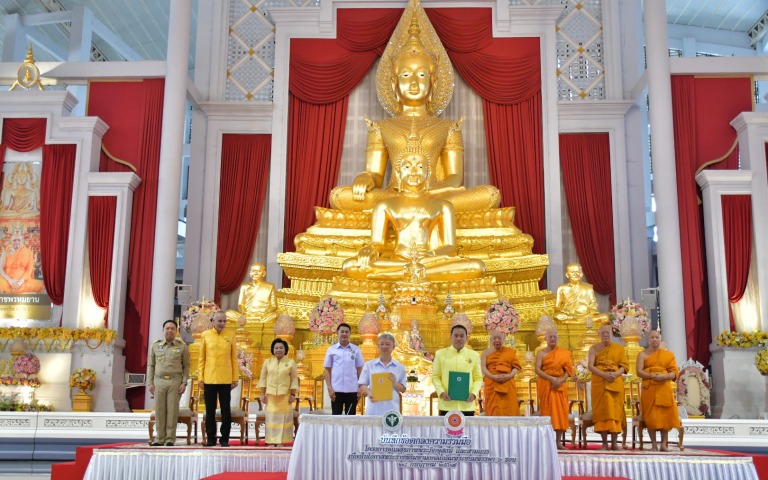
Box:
[371, 372, 393, 401]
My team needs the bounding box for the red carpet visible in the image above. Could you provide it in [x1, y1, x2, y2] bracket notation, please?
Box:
[50, 442, 135, 480]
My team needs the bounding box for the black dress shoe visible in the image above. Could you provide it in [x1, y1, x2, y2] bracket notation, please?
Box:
[150, 442, 162, 447]
[219, 442, 230, 448]
[165, 442, 174, 446]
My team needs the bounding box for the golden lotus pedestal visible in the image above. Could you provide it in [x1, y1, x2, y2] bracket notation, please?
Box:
[72, 392, 92, 412]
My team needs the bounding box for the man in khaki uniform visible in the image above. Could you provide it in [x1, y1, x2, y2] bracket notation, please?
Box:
[148, 320, 190, 446]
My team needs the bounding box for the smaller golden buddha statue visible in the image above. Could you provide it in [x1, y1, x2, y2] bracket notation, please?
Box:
[225, 263, 277, 323]
[328, 3, 499, 213]
[553, 263, 609, 326]
[341, 129, 485, 283]
[1, 164, 39, 216]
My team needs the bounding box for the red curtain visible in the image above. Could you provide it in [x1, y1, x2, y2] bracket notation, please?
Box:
[215, 134, 271, 302]
[39, 144, 76, 306]
[722, 195, 753, 330]
[427, 10, 544, 255]
[671, 75, 752, 365]
[558, 133, 616, 304]
[2, 118, 46, 152]
[88, 196, 117, 327]
[87, 79, 164, 408]
[284, 9, 401, 262]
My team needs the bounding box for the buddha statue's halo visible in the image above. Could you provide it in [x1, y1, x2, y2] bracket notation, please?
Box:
[376, 0, 454, 117]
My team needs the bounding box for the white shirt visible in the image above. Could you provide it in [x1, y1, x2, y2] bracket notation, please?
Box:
[323, 342, 365, 392]
[358, 357, 406, 416]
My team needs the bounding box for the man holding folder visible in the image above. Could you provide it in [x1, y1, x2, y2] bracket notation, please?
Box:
[432, 325, 483, 416]
[358, 333, 407, 415]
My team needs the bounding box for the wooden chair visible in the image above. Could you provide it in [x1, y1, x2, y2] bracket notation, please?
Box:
[428, 391, 439, 416]
[526, 377, 539, 416]
[148, 378, 198, 445]
[201, 377, 252, 445]
[293, 393, 315, 435]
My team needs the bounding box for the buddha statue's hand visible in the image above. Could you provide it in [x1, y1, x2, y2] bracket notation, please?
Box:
[355, 246, 380, 270]
[352, 172, 376, 200]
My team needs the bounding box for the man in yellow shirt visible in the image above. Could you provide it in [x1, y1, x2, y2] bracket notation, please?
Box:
[431, 325, 482, 415]
[198, 311, 239, 447]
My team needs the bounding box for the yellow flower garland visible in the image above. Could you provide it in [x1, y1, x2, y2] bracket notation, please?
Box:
[0, 327, 117, 352]
[716, 330, 768, 348]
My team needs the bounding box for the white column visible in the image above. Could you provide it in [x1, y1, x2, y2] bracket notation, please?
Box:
[696, 170, 753, 339]
[643, 0, 687, 363]
[146, 0, 192, 407]
[731, 112, 768, 331]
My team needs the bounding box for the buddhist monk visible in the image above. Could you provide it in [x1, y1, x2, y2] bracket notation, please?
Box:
[481, 330, 521, 416]
[588, 324, 629, 450]
[535, 328, 574, 449]
[637, 330, 681, 451]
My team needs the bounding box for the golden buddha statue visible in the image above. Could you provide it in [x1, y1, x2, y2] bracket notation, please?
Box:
[341, 131, 485, 282]
[553, 263, 609, 326]
[1, 164, 39, 217]
[328, 4, 499, 213]
[225, 263, 277, 323]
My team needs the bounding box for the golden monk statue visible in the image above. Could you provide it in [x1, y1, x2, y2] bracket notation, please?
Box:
[225, 263, 277, 323]
[342, 132, 485, 282]
[328, 4, 499, 213]
[553, 263, 609, 325]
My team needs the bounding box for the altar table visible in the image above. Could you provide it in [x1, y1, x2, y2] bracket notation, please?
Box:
[287, 414, 561, 479]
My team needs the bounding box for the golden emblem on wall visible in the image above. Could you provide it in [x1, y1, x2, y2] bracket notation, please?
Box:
[10, 45, 45, 91]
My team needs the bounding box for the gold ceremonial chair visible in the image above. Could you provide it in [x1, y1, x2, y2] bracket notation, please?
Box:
[201, 377, 252, 445]
[147, 378, 199, 445]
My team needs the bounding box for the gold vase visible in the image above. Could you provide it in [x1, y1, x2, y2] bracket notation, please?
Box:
[622, 335, 643, 376]
[73, 392, 93, 412]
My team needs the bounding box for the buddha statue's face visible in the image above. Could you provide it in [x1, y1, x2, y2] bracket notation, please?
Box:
[395, 54, 433, 108]
[397, 154, 427, 191]
[565, 264, 583, 283]
[250, 264, 266, 282]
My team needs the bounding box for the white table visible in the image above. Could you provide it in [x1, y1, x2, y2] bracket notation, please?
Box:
[288, 414, 561, 479]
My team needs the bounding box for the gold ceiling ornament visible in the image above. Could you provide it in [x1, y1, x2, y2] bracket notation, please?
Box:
[376, 0, 454, 117]
[10, 45, 44, 91]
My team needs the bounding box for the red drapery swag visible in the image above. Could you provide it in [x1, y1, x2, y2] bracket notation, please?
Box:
[558, 133, 616, 304]
[215, 134, 271, 302]
[0, 118, 48, 201]
[722, 195, 753, 330]
[88, 196, 117, 327]
[671, 75, 752, 365]
[286, 8, 544, 266]
[40, 144, 76, 306]
[87, 79, 164, 409]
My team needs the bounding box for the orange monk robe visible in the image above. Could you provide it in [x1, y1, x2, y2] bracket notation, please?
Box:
[0, 247, 44, 293]
[483, 346, 522, 416]
[641, 349, 682, 431]
[591, 342, 629, 434]
[537, 346, 574, 431]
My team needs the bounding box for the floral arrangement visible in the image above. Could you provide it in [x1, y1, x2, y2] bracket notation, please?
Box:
[180, 299, 220, 333]
[575, 359, 591, 383]
[677, 360, 710, 417]
[0, 393, 52, 411]
[70, 368, 96, 393]
[0, 327, 117, 351]
[0, 376, 41, 388]
[717, 330, 768, 348]
[237, 349, 253, 378]
[13, 353, 40, 376]
[483, 299, 520, 335]
[756, 348, 768, 375]
[308, 296, 344, 335]
[610, 299, 650, 337]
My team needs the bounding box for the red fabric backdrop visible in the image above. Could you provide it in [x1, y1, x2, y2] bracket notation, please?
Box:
[40, 144, 77, 306]
[286, 8, 544, 267]
[671, 75, 752, 365]
[88, 196, 117, 327]
[558, 133, 616, 304]
[215, 134, 271, 302]
[87, 79, 164, 408]
[722, 195, 753, 330]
